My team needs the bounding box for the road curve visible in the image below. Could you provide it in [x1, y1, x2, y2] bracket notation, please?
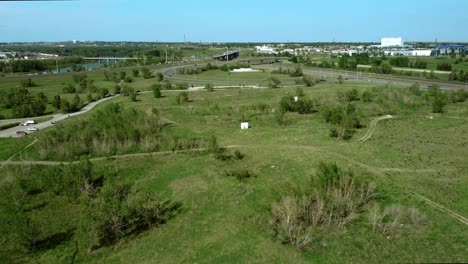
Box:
[0, 95, 120, 138]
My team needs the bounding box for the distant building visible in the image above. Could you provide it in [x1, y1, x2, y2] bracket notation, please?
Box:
[255, 45, 276, 54]
[384, 49, 437, 56]
[438, 45, 466, 55]
[381, 37, 404, 47]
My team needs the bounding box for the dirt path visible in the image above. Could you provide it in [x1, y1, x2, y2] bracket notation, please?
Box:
[356, 115, 394, 143]
[0, 138, 37, 170]
[0, 148, 207, 167]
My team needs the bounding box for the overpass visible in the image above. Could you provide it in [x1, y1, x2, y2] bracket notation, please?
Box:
[82, 57, 140, 63]
[213, 50, 240, 61]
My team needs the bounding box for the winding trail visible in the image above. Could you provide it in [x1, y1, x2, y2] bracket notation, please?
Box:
[356, 115, 394, 143]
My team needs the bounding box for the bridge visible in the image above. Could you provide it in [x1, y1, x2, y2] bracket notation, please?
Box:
[213, 50, 240, 61]
[82, 57, 139, 63]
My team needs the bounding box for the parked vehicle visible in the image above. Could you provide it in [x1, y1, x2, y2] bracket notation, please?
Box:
[27, 127, 39, 131]
[16, 131, 28, 136]
[51, 120, 58, 124]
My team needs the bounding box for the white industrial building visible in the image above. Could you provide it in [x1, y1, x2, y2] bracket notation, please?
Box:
[381, 37, 404, 47]
[384, 49, 436, 56]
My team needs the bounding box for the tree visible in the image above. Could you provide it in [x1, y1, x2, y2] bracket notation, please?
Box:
[152, 83, 162, 98]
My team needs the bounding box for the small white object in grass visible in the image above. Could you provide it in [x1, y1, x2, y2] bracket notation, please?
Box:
[294, 96, 299, 102]
[428, 116, 434, 120]
[241, 122, 249, 130]
[230, 68, 260, 73]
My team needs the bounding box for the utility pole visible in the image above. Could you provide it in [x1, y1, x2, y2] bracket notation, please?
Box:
[56, 57, 59, 73]
[165, 49, 168, 64]
[226, 47, 229, 62]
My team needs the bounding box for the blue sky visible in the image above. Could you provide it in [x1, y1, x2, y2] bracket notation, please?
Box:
[0, 0, 467, 42]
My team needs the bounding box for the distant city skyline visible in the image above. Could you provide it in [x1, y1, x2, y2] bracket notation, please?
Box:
[0, 0, 467, 43]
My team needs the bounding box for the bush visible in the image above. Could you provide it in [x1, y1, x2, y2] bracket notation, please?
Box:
[368, 203, 427, 234]
[175, 83, 189, 90]
[436, 63, 452, 71]
[152, 83, 162, 98]
[175, 91, 189, 104]
[408, 83, 421, 96]
[205, 83, 214, 92]
[279, 96, 316, 114]
[132, 69, 139, 77]
[432, 93, 447, 113]
[270, 163, 376, 249]
[20, 78, 36, 88]
[141, 68, 153, 79]
[224, 169, 253, 182]
[267, 77, 281, 88]
[343, 89, 360, 102]
[62, 83, 76, 93]
[361, 90, 373, 102]
[78, 179, 179, 251]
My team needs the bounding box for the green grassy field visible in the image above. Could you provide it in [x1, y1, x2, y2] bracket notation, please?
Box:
[0, 71, 467, 263]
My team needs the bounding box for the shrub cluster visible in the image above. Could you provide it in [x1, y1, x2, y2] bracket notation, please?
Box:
[270, 163, 376, 249]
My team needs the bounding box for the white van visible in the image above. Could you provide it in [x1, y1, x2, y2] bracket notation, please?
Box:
[20, 120, 36, 126]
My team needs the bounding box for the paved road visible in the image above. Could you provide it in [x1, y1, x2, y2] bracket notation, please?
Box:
[0, 95, 119, 138]
[252, 64, 467, 90]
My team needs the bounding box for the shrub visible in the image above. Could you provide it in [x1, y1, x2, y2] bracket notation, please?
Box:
[224, 169, 253, 182]
[267, 77, 281, 88]
[205, 83, 214, 92]
[141, 68, 153, 79]
[343, 88, 360, 102]
[78, 179, 179, 251]
[408, 83, 421, 96]
[176, 91, 189, 104]
[270, 163, 376, 249]
[62, 83, 76, 93]
[20, 78, 36, 88]
[176, 83, 189, 90]
[152, 83, 162, 98]
[368, 203, 427, 235]
[361, 90, 373, 102]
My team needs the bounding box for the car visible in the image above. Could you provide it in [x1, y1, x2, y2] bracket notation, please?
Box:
[16, 131, 28, 136]
[51, 120, 58, 124]
[27, 127, 39, 131]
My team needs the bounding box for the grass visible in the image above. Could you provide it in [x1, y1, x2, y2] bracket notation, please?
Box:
[1, 77, 467, 263]
[0, 137, 34, 160]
